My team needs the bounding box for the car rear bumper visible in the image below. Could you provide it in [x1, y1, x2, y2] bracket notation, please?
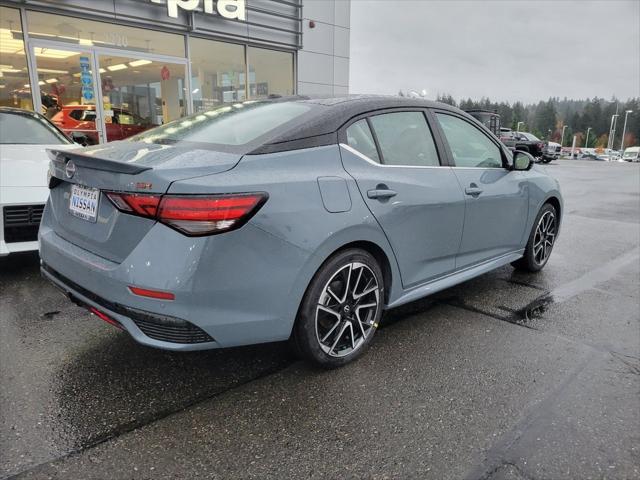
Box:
[38, 204, 310, 350]
[41, 263, 220, 351]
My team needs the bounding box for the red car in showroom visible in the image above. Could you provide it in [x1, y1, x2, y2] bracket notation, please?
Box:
[51, 105, 155, 145]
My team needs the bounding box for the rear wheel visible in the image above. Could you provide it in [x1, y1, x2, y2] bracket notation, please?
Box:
[291, 249, 384, 368]
[512, 203, 558, 272]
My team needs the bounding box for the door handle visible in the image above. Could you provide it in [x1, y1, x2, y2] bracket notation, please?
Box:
[367, 188, 397, 200]
[465, 186, 483, 197]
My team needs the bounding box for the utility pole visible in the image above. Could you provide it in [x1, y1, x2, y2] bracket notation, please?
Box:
[585, 127, 591, 147]
[620, 110, 633, 152]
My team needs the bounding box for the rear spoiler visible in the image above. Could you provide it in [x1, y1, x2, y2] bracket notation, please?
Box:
[47, 149, 152, 175]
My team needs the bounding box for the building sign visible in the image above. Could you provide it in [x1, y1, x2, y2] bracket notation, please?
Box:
[150, 0, 246, 21]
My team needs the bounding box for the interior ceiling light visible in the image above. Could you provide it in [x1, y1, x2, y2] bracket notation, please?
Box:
[37, 68, 68, 74]
[107, 64, 128, 71]
[129, 59, 152, 67]
[33, 48, 79, 59]
[0, 29, 25, 54]
[45, 78, 58, 84]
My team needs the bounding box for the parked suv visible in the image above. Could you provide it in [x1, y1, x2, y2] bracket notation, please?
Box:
[511, 131, 546, 160]
[51, 106, 155, 145]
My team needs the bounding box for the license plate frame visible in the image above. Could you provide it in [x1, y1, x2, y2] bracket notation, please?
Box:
[69, 184, 100, 222]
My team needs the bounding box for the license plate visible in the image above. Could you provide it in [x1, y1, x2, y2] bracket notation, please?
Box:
[69, 184, 99, 222]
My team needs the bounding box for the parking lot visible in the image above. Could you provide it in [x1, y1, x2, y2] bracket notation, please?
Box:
[1, 159, 638, 479]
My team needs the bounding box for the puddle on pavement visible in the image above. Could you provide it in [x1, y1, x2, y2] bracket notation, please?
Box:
[514, 296, 554, 325]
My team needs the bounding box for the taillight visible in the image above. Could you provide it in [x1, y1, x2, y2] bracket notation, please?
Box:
[105, 192, 161, 216]
[106, 192, 267, 236]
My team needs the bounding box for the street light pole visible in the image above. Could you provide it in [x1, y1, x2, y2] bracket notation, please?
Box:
[620, 110, 633, 152]
[560, 125, 567, 146]
[585, 127, 591, 148]
[607, 102, 620, 150]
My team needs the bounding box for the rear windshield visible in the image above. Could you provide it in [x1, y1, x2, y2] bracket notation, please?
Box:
[520, 132, 541, 142]
[0, 112, 71, 145]
[132, 101, 312, 150]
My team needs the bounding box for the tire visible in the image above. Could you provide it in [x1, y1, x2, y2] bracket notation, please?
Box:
[291, 248, 384, 368]
[512, 203, 558, 272]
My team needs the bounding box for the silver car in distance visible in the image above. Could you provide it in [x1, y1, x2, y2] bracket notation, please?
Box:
[40, 96, 562, 368]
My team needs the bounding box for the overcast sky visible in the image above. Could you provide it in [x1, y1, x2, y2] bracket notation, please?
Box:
[349, 0, 640, 104]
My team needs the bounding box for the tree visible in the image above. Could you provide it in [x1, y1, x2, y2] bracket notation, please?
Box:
[436, 93, 457, 107]
[533, 100, 557, 139]
[595, 133, 609, 148]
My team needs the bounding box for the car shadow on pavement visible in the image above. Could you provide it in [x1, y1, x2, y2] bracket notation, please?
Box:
[54, 333, 293, 451]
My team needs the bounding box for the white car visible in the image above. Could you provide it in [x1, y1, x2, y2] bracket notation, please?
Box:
[0, 107, 78, 256]
[622, 146, 640, 162]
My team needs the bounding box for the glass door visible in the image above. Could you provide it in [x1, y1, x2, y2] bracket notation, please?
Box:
[30, 43, 105, 145]
[97, 54, 187, 142]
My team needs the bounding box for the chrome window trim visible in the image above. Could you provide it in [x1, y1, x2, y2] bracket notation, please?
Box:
[339, 143, 447, 169]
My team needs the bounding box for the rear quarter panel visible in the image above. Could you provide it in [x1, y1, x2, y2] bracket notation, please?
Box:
[524, 165, 563, 239]
[167, 145, 402, 341]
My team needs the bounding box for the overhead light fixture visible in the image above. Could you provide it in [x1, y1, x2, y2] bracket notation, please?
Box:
[38, 81, 45, 86]
[37, 68, 68, 74]
[79, 39, 93, 46]
[99, 68, 106, 73]
[45, 78, 58, 84]
[129, 59, 152, 67]
[33, 48, 79, 59]
[0, 67, 22, 73]
[0, 29, 25, 54]
[107, 64, 128, 71]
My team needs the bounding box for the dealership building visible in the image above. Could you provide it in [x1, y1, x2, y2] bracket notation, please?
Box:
[0, 0, 350, 143]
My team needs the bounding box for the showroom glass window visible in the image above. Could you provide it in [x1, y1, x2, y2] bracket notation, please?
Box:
[436, 113, 503, 168]
[247, 47, 294, 99]
[26, 11, 185, 57]
[189, 37, 246, 112]
[25, 11, 188, 143]
[369, 112, 440, 166]
[0, 7, 33, 110]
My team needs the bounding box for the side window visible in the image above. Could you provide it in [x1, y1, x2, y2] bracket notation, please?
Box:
[436, 113, 503, 168]
[346, 119, 381, 163]
[68, 110, 83, 121]
[369, 112, 440, 167]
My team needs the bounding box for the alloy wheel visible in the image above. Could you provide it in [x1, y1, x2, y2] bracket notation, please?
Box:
[315, 262, 380, 358]
[533, 210, 556, 265]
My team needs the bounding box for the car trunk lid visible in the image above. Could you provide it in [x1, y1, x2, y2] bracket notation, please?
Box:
[46, 141, 242, 263]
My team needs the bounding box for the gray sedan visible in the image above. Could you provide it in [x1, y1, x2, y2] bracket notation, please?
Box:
[40, 96, 562, 368]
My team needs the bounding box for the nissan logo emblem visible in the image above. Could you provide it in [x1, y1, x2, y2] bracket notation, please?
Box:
[65, 160, 76, 179]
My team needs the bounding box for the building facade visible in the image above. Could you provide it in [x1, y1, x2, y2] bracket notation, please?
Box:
[0, 0, 350, 144]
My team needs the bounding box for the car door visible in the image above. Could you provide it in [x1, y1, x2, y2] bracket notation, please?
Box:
[339, 110, 466, 288]
[433, 111, 529, 268]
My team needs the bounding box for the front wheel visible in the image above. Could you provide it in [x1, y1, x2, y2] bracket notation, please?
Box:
[291, 249, 384, 368]
[512, 203, 558, 272]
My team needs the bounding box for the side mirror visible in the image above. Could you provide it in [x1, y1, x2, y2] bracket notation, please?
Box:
[513, 150, 534, 171]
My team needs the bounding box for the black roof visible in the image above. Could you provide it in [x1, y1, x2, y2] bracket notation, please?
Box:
[249, 95, 463, 154]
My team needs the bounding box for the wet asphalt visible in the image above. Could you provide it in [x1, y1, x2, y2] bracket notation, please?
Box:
[1, 159, 639, 480]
